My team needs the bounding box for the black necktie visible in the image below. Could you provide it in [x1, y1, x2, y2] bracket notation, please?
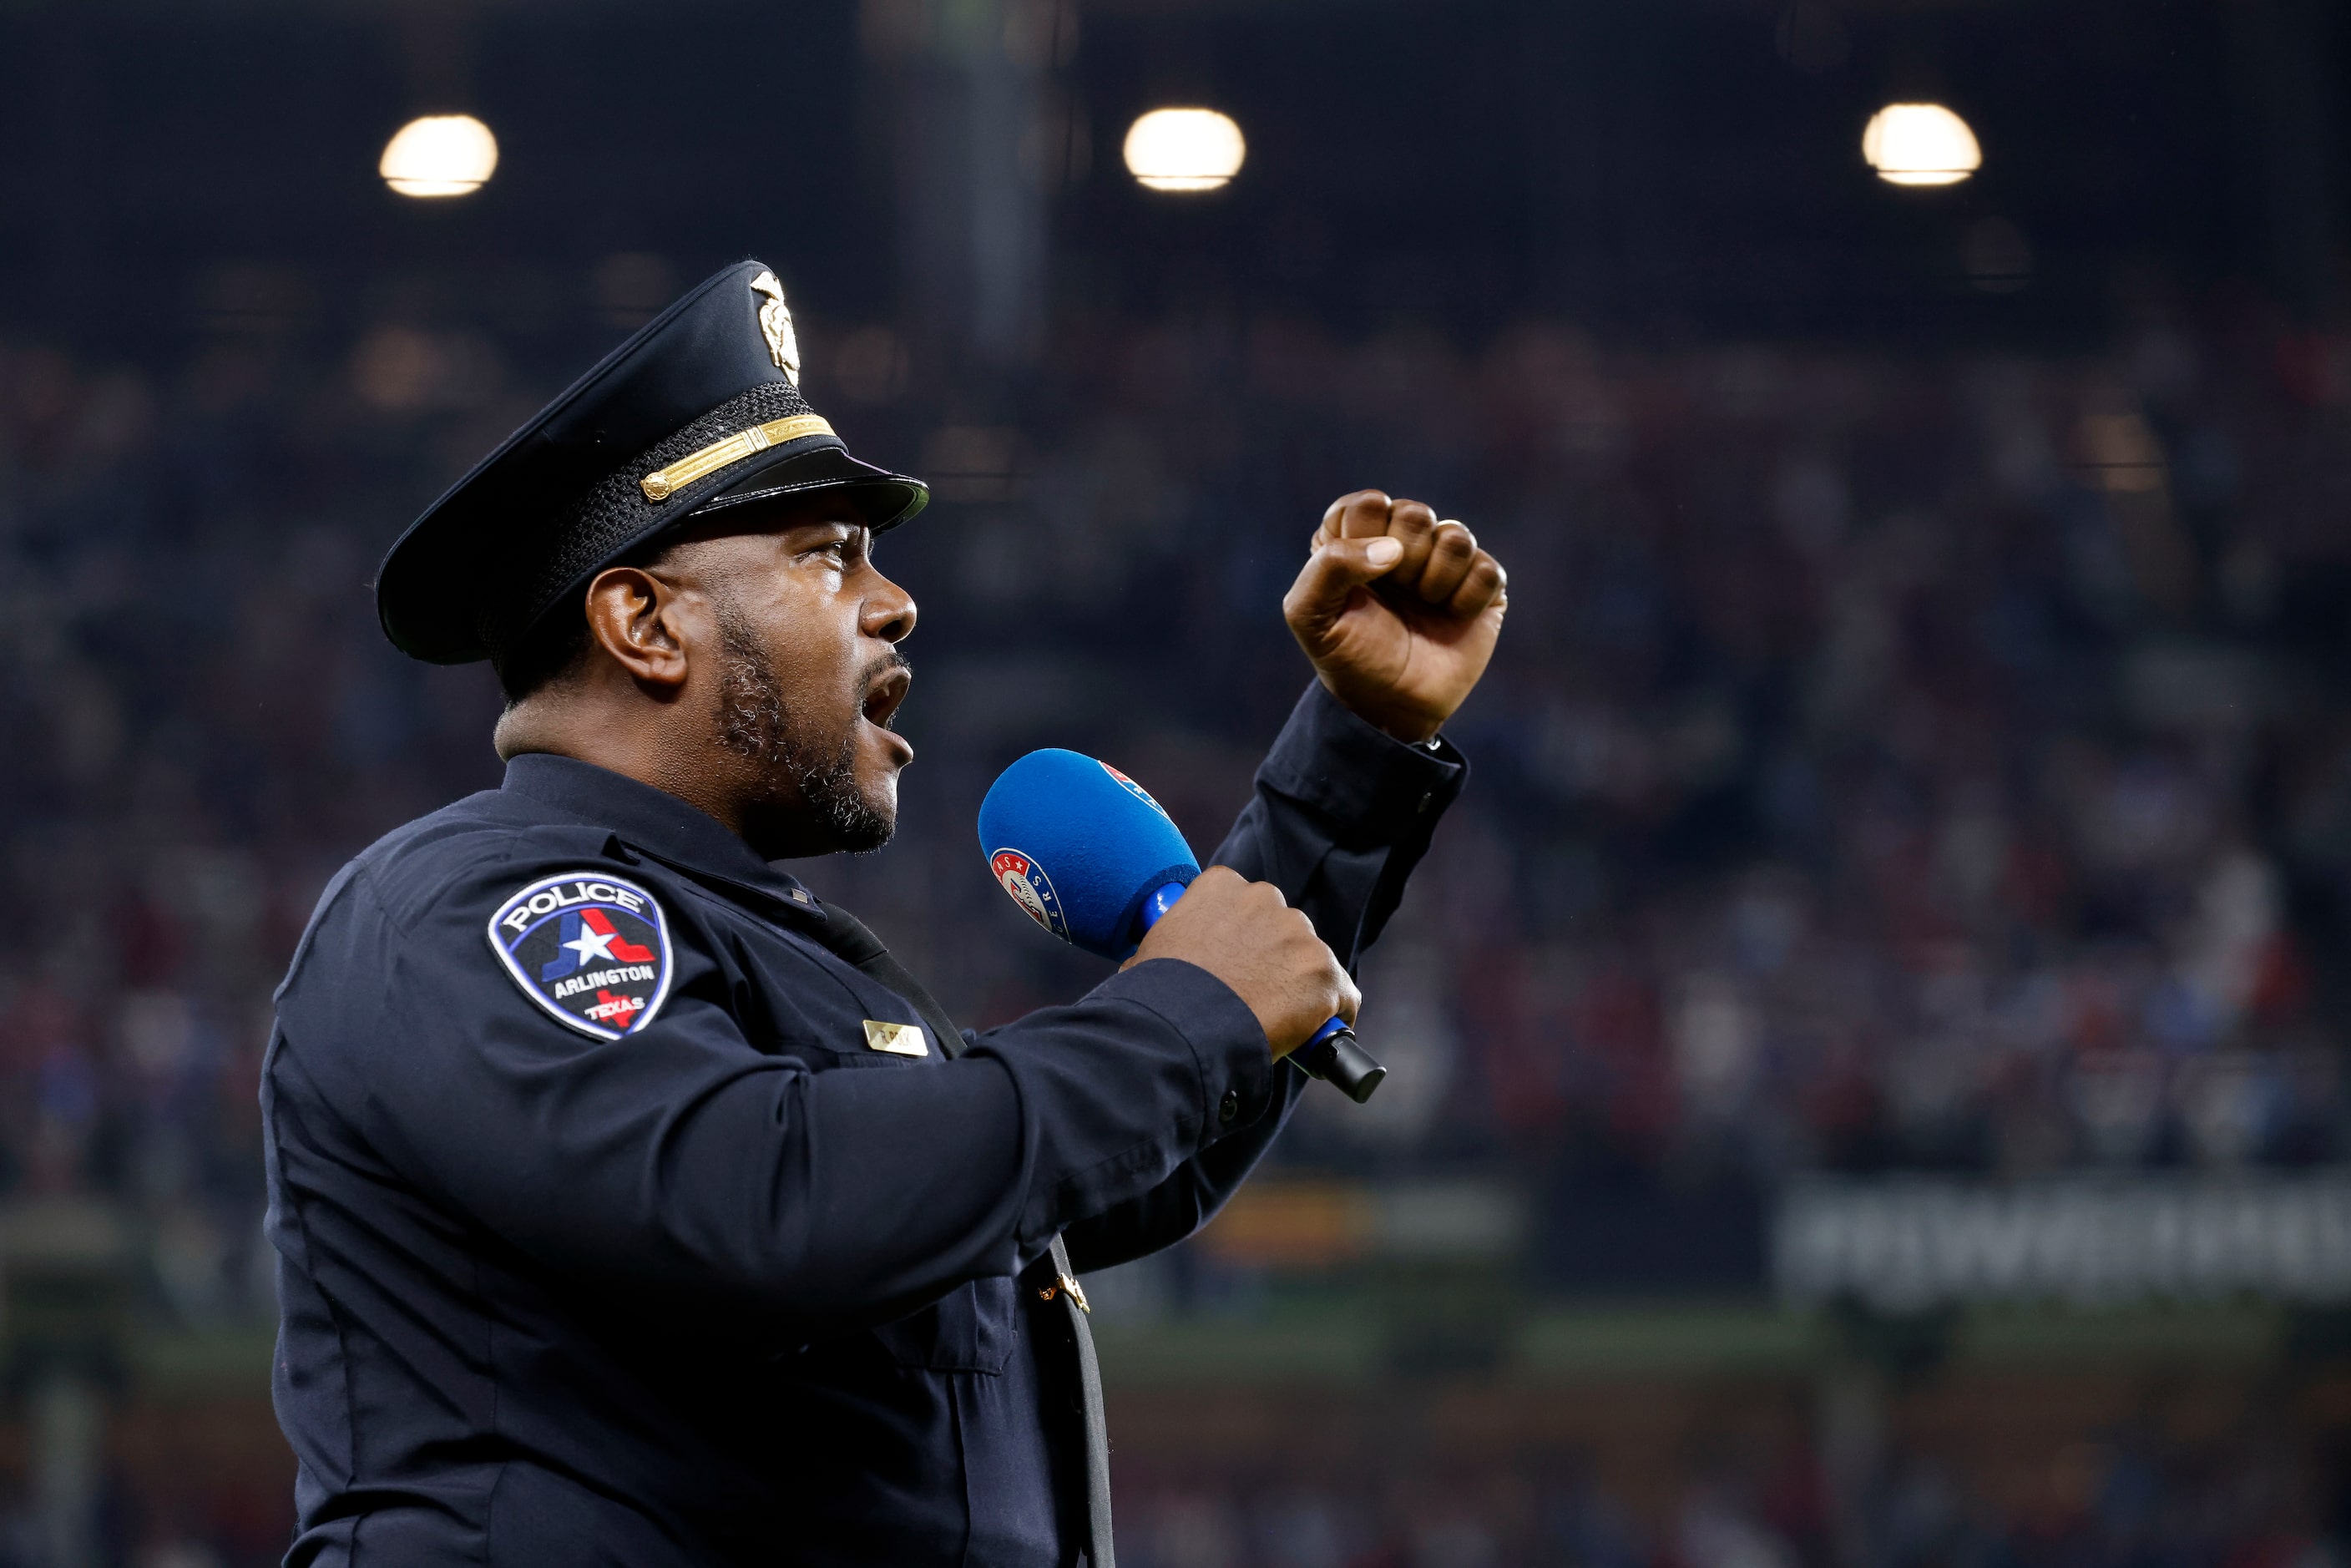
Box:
[809, 899, 1118, 1568]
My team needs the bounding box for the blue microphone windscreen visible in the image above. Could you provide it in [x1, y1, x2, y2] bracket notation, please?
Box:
[978, 750, 1201, 959]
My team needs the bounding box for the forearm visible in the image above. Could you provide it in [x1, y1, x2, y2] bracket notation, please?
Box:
[1212, 682, 1465, 966]
[1064, 684, 1468, 1271]
[358, 940, 1272, 1338]
[1059, 1065, 1307, 1273]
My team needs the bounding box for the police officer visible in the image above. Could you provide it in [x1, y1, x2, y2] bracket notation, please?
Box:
[263, 260, 1508, 1567]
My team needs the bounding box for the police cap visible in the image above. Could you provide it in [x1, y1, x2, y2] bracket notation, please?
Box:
[375, 259, 928, 665]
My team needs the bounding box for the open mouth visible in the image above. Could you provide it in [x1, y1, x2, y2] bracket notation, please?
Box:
[862, 662, 913, 731]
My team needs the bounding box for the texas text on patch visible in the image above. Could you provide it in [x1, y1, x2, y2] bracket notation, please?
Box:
[486, 873, 675, 1040]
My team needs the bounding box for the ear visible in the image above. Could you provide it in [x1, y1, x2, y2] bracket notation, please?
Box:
[583, 565, 697, 693]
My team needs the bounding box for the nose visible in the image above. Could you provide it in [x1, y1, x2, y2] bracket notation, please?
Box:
[864, 567, 917, 645]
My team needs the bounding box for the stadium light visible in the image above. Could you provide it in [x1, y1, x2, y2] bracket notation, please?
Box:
[1122, 108, 1246, 193]
[1862, 103, 1980, 187]
[380, 114, 499, 199]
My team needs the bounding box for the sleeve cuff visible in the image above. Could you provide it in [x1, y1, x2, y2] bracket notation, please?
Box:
[1254, 681, 1469, 833]
[1092, 959, 1276, 1147]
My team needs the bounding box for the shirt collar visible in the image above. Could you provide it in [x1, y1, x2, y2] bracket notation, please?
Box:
[498, 752, 827, 923]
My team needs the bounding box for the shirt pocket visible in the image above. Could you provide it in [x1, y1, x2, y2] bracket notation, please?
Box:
[724, 928, 944, 1070]
[871, 1277, 1018, 1374]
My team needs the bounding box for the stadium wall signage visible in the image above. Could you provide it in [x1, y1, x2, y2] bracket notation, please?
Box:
[1775, 1175, 2351, 1310]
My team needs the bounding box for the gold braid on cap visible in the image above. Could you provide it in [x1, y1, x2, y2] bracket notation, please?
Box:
[640, 414, 837, 502]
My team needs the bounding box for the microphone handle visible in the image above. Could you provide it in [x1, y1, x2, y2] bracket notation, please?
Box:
[1139, 883, 1385, 1103]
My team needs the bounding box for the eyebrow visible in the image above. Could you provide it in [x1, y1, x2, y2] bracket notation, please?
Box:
[780, 521, 872, 562]
[781, 515, 862, 539]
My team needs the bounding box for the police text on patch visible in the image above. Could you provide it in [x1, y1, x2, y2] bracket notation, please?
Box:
[485, 871, 675, 1041]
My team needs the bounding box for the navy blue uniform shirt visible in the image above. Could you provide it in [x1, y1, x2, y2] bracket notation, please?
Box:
[263, 682, 1464, 1566]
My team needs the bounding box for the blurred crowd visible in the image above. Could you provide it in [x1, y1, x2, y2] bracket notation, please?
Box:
[1110, 1421, 2333, 1568]
[3, 268, 2351, 1329]
[822, 283, 2351, 1214]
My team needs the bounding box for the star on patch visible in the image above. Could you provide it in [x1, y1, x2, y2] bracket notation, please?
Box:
[486, 872, 674, 1040]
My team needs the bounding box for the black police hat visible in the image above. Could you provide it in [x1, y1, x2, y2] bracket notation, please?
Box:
[376, 260, 928, 665]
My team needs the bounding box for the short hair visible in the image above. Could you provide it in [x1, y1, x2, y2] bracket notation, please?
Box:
[487, 500, 850, 707]
[492, 603, 593, 706]
[488, 521, 712, 706]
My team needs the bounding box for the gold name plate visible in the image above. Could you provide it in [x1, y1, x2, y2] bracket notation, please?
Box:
[862, 1019, 929, 1057]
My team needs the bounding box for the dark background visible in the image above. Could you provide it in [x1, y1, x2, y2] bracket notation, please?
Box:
[0, 1, 2330, 352]
[0, 1, 2346, 1565]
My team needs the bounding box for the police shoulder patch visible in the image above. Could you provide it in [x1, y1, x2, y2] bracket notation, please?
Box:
[486, 871, 674, 1040]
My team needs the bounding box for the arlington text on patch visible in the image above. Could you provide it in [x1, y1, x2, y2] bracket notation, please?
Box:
[487, 872, 675, 1040]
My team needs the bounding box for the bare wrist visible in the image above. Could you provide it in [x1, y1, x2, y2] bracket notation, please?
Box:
[1314, 675, 1442, 746]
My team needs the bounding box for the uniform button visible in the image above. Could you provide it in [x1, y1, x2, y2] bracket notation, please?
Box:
[1417, 792, 1434, 813]
[1219, 1090, 1240, 1125]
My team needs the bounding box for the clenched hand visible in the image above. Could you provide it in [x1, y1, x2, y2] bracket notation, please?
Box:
[1282, 489, 1508, 745]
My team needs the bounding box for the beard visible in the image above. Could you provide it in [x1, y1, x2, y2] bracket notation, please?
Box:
[713, 607, 899, 853]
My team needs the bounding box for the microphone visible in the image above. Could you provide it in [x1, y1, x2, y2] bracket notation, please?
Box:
[978, 749, 1386, 1103]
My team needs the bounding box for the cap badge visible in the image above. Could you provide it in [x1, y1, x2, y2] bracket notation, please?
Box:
[750, 270, 801, 387]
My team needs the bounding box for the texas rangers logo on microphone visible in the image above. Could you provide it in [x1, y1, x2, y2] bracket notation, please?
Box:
[486, 871, 675, 1039]
[1099, 761, 1170, 819]
[989, 849, 1069, 941]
